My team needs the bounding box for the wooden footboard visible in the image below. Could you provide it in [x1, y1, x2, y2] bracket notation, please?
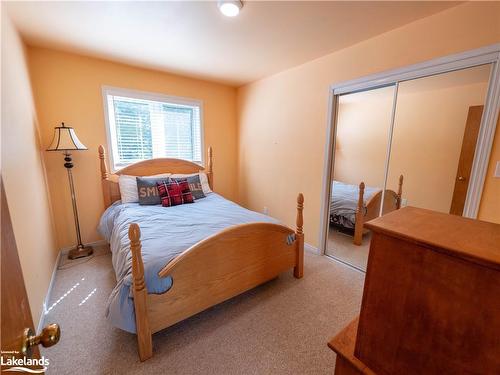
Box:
[353, 182, 366, 246]
[353, 175, 403, 246]
[129, 194, 305, 361]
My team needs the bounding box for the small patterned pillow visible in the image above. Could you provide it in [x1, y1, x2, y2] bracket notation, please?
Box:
[171, 175, 205, 200]
[156, 179, 194, 207]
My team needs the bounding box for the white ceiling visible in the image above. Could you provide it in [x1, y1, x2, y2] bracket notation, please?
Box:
[5, 1, 459, 86]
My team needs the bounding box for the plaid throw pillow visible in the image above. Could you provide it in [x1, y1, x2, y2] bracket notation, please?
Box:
[156, 179, 194, 207]
[171, 175, 205, 200]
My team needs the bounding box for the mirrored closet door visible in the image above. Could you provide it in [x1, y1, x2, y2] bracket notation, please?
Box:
[384, 64, 491, 215]
[326, 85, 396, 270]
[326, 63, 494, 271]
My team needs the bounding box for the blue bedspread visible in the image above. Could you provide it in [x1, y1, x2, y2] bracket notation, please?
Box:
[98, 193, 277, 333]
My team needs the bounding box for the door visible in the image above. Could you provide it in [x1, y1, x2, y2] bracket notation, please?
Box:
[449, 105, 484, 215]
[1, 181, 60, 373]
[326, 85, 396, 271]
[384, 64, 491, 216]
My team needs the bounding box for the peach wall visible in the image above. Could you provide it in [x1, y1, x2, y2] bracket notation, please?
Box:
[1, 13, 58, 323]
[28, 47, 238, 249]
[237, 2, 500, 248]
[334, 86, 394, 188]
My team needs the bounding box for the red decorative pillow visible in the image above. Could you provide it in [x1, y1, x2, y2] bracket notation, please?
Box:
[156, 179, 194, 207]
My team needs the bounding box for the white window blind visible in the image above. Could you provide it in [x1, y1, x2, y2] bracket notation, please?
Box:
[104, 90, 202, 170]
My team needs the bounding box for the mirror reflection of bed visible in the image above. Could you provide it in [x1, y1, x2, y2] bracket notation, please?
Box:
[326, 64, 491, 271]
[328, 176, 403, 270]
[330, 176, 403, 245]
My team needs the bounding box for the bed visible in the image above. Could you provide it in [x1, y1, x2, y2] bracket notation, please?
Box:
[97, 145, 304, 361]
[330, 176, 403, 245]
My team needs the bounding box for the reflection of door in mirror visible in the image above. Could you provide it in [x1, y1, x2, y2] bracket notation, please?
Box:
[384, 64, 491, 216]
[327, 86, 395, 270]
[449, 105, 483, 215]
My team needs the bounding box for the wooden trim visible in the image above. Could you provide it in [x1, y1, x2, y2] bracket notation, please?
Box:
[127, 195, 304, 359]
[294, 193, 304, 278]
[207, 146, 213, 190]
[328, 318, 375, 375]
[98, 145, 112, 208]
[98, 145, 213, 208]
[353, 176, 404, 246]
[116, 158, 204, 176]
[353, 182, 365, 246]
[396, 174, 404, 209]
[129, 224, 153, 361]
[450, 106, 483, 216]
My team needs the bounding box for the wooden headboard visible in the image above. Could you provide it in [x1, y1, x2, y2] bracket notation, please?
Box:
[98, 145, 213, 208]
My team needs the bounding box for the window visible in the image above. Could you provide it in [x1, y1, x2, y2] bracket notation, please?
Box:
[103, 87, 203, 171]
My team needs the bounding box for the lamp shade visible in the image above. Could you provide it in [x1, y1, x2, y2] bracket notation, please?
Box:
[46, 122, 88, 151]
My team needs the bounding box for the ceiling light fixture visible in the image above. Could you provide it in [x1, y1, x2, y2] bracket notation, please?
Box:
[218, 0, 243, 17]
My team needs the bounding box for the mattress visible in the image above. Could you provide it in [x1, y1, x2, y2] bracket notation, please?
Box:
[98, 193, 277, 333]
[330, 181, 380, 229]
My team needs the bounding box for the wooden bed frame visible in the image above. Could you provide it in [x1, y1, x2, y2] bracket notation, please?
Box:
[98, 145, 304, 361]
[352, 175, 403, 246]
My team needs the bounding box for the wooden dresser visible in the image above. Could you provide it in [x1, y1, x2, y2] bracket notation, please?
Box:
[329, 207, 500, 375]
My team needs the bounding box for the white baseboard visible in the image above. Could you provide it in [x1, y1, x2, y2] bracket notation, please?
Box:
[304, 242, 320, 255]
[37, 249, 61, 333]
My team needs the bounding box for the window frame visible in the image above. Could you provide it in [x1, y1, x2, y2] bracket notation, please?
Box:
[101, 85, 205, 172]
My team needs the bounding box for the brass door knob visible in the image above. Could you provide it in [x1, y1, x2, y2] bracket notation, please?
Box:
[21, 323, 60, 356]
[458, 176, 466, 181]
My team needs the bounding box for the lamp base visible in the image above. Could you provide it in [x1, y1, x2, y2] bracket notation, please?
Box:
[68, 245, 94, 260]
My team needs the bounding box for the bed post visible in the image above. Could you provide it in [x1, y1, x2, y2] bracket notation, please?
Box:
[294, 193, 304, 279]
[353, 182, 365, 246]
[129, 223, 153, 361]
[207, 147, 213, 190]
[98, 145, 111, 208]
[396, 174, 404, 209]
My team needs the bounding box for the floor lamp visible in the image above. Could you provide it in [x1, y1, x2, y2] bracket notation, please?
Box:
[47, 122, 93, 260]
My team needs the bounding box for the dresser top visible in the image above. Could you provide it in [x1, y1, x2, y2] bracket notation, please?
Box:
[365, 207, 500, 269]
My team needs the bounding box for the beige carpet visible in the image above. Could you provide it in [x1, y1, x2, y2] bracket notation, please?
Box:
[327, 228, 371, 270]
[42, 246, 364, 374]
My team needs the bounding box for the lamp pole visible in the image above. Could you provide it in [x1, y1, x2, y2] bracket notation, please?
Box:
[64, 152, 93, 259]
[47, 122, 93, 260]
[64, 153, 82, 249]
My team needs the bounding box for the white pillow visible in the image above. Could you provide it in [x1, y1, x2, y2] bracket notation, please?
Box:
[170, 172, 212, 194]
[118, 173, 171, 203]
